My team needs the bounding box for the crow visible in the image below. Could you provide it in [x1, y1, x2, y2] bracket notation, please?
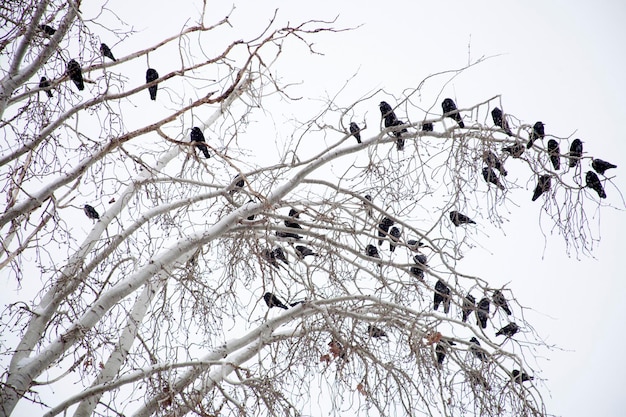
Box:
[295, 245, 317, 259]
[246, 200, 255, 221]
[410, 254, 427, 279]
[502, 142, 525, 158]
[527, 121, 545, 149]
[442, 98, 464, 128]
[285, 208, 302, 229]
[477, 297, 490, 329]
[377, 217, 394, 246]
[410, 266, 425, 280]
[407, 239, 424, 251]
[100, 43, 116, 61]
[569, 139, 583, 168]
[491, 107, 513, 136]
[275, 231, 302, 239]
[146, 68, 159, 100]
[436, 339, 456, 367]
[450, 211, 476, 227]
[67, 59, 84, 91]
[482, 166, 505, 190]
[461, 294, 476, 322]
[512, 369, 534, 383]
[532, 174, 551, 202]
[190, 127, 210, 158]
[547, 139, 560, 170]
[366, 244, 381, 259]
[496, 322, 520, 337]
[493, 290, 512, 315]
[39, 24, 56, 36]
[389, 226, 401, 252]
[39, 77, 53, 98]
[230, 174, 245, 194]
[483, 150, 507, 176]
[585, 171, 606, 198]
[272, 246, 289, 265]
[422, 122, 434, 132]
[367, 325, 387, 338]
[261, 249, 279, 269]
[592, 159, 617, 175]
[349, 122, 361, 143]
[469, 337, 487, 362]
[263, 292, 288, 310]
[379, 101, 407, 150]
[83, 204, 100, 220]
[434, 280, 451, 313]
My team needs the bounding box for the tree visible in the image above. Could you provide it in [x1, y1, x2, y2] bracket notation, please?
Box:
[0, 2, 620, 417]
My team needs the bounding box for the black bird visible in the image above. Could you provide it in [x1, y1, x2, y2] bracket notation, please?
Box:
[592, 159, 617, 175]
[246, 200, 255, 221]
[532, 174, 551, 202]
[442, 98, 464, 128]
[379, 101, 407, 150]
[469, 337, 487, 362]
[190, 127, 210, 158]
[569, 139, 583, 168]
[493, 290, 512, 315]
[230, 174, 245, 194]
[275, 231, 302, 240]
[363, 194, 374, 218]
[482, 166, 505, 190]
[367, 325, 387, 338]
[434, 280, 451, 314]
[39, 24, 56, 36]
[285, 208, 302, 229]
[483, 150, 507, 176]
[261, 249, 279, 269]
[379, 101, 394, 117]
[461, 294, 476, 322]
[496, 322, 520, 338]
[389, 119, 406, 150]
[527, 121, 545, 149]
[83, 204, 100, 220]
[349, 122, 361, 143]
[547, 139, 561, 170]
[512, 369, 534, 383]
[272, 246, 289, 265]
[67, 59, 84, 91]
[407, 239, 424, 251]
[436, 339, 456, 367]
[146, 68, 159, 100]
[413, 254, 428, 267]
[389, 226, 401, 252]
[377, 217, 394, 246]
[422, 122, 434, 132]
[585, 171, 606, 199]
[410, 266, 425, 280]
[449, 211, 476, 227]
[502, 142, 525, 158]
[100, 43, 116, 61]
[365, 244, 381, 259]
[491, 107, 512, 136]
[295, 245, 317, 259]
[39, 77, 53, 98]
[263, 292, 288, 310]
[477, 297, 490, 329]
[410, 255, 427, 280]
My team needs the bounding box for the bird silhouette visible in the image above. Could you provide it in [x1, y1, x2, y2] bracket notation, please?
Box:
[493, 290, 512, 315]
[389, 227, 401, 252]
[39, 24, 56, 36]
[502, 142, 525, 158]
[442, 98, 464, 128]
[295, 245, 317, 259]
[246, 200, 255, 221]
[585, 171, 606, 198]
[263, 292, 289, 310]
[422, 122, 434, 132]
[482, 166, 505, 190]
[39, 77, 53, 98]
[569, 139, 583, 168]
[366, 244, 381, 259]
[592, 159, 617, 175]
[67, 60, 84, 91]
[83, 204, 100, 220]
[547, 139, 560, 170]
[379, 101, 407, 150]
[100, 43, 116, 61]
[449, 211, 476, 227]
[532, 174, 551, 202]
[146, 68, 159, 100]
[229, 174, 245, 195]
[377, 217, 394, 246]
[275, 231, 302, 239]
[491, 107, 513, 136]
[407, 239, 424, 251]
[414, 253, 428, 266]
[363, 194, 373, 218]
[511, 369, 534, 383]
[483, 150, 507, 176]
[469, 337, 487, 362]
[367, 324, 387, 338]
[477, 297, 490, 329]
[350, 122, 361, 143]
[190, 127, 210, 158]
[496, 322, 519, 337]
[285, 208, 302, 229]
[461, 294, 476, 322]
[272, 247, 289, 265]
[410, 254, 427, 279]
[436, 339, 456, 367]
[434, 280, 451, 313]
[527, 121, 545, 149]
[261, 249, 279, 269]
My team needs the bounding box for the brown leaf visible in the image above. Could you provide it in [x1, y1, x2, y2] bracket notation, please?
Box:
[356, 383, 367, 396]
[426, 331, 442, 345]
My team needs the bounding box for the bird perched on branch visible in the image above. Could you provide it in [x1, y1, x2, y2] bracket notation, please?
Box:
[469, 337, 487, 362]
[477, 297, 490, 329]
[496, 322, 520, 338]
[146, 68, 159, 100]
[512, 369, 534, 383]
[410, 254, 428, 280]
[367, 325, 387, 338]
[295, 245, 317, 259]
[83, 204, 100, 220]
[436, 339, 456, 367]
[363, 194, 373, 218]
[39, 24, 56, 36]
[491, 107, 513, 136]
[527, 121, 544, 149]
[482, 167, 505, 190]
[389, 226, 401, 252]
[67, 59, 84, 91]
[569, 139, 583, 168]
[39, 77, 53, 98]
[450, 211, 476, 227]
[434, 280, 451, 313]
[585, 171, 606, 198]
[407, 239, 424, 252]
[349, 122, 361, 143]
[547, 139, 560, 170]
[493, 290, 512, 315]
[285, 208, 302, 229]
[377, 217, 394, 246]
[532, 174, 551, 202]
[100, 43, 116, 61]
[483, 150, 507, 176]
[261, 249, 279, 269]
[263, 292, 289, 310]
[592, 159, 617, 175]
[422, 122, 434, 132]
[365, 244, 380, 259]
[379, 101, 407, 150]
[442, 98, 464, 128]
[502, 142, 525, 158]
[275, 231, 302, 240]
[462, 294, 476, 322]
[272, 247, 289, 265]
[190, 127, 210, 158]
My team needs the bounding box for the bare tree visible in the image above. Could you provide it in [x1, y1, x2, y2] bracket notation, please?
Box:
[0, 2, 619, 417]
